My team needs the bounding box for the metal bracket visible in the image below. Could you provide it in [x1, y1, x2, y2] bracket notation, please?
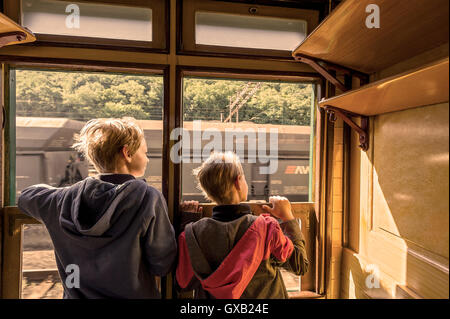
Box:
[294, 53, 369, 91]
[323, 105, 369, 151]
[293, 53, 370, 150]
[0, 31, 27, 48]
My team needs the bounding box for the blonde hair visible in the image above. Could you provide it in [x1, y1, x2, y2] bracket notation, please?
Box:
[73, 117, 144, 173]
[193, 151, 244, 204]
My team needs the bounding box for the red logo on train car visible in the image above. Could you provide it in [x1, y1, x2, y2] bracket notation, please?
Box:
[285, 166, 309, 174]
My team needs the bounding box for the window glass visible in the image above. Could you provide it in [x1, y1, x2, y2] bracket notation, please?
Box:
[15, 68, 163, 200]
[181, 77, 314, 203]
[21, 0, 152, 41]
[14, 70, 163, 197]
[14, 69, 164, 298]
[195, 11, 307, 51]
[180, 79, 313, 293]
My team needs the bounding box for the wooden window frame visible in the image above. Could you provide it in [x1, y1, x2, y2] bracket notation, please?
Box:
[178, 0, 320, 59]
[0, 0, 329, 298]
[176, 66, 322, 296]
[1, 61, 170, 298]
[1, 60, 326, 299]
[2, 0, 169, 53]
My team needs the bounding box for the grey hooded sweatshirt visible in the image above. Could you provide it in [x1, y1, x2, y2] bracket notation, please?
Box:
[18, 174, 177, 299]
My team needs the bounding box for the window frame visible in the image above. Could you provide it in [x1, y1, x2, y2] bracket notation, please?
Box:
[1, 0, 329, 299]
[3, 0, 169, 52]
[176, 66, 321, 294]
[1, 61, 326, 298]
[1, 61, 170, 298]
[177, 66, 320, 202]
[179, 0, 320, 59]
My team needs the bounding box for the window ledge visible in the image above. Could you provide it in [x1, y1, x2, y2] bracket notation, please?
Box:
[288, 291, 324, 299]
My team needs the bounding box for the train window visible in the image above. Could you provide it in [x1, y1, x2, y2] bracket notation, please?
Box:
[10, 68, 164, 297]
[181, 0, 319, 57]
[5, 0, 167, 50]
[195, 12, 307, 51]
[180, 76, 314, 203]
[22, 0, 152, 41]
[13, 68, 164, 201]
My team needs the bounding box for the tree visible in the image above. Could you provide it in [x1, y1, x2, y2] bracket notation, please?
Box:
[15, 70, 312, 126]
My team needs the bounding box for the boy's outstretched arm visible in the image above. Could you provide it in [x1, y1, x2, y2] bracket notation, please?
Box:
[278, 219, 309, 276]
[18, 184, 63, 224]
[262, 196, 309, 276]
[142, 190, 177, 277]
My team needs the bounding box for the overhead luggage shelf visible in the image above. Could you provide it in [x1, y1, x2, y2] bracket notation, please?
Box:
[292, 0, 449, 74]
[0, 12, 36, 48]
[291, 0, 449, 151]
[319, 58, 449, 116]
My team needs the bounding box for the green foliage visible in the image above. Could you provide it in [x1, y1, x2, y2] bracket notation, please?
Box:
[183, 78, 312, 125]
[15, 70, 162, 121]
[15, 70, 312, 125]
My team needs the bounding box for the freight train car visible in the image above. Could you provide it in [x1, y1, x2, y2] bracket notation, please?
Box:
[16, 117, 311, 203]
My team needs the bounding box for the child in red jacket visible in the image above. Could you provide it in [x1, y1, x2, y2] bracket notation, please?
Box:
[176, 151, 308, 299]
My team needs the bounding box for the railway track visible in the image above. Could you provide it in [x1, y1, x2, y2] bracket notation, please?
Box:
[22, 269, 63, 299]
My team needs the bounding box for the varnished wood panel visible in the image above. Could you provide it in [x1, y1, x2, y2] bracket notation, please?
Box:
[341, 248, 395, 299]
[348, 118, 362, 253]
[374, 43, 449, 81]
[405, 244, 449, 299]
[292, 0, 449, 74]
[341, 243, 449, 299]
[0, 45, 315, 74]
[372, 103, 449, 258]
[367, 230, 449, 298]
[342, 102, 449, 299]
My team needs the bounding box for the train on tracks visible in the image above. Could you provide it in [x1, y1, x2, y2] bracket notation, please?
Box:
[16, 117, 312, 203]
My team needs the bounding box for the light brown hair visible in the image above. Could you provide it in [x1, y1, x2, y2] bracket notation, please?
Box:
[193, 151, 244, 204]
[72, 117, 144, 173]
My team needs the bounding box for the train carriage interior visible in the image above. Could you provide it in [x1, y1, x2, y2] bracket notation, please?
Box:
[0, 0, 448, 300]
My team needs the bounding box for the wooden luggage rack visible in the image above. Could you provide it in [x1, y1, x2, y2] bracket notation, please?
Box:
[292, 0, 449, 151]
[0, 12, 35, 48]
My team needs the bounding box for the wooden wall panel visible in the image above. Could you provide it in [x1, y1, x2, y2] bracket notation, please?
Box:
[341, 237, 448, 299]
[348, 118, 362, 252]
[326, 117, 344, 299]
[341, 101, 449, 299]
[341, 247, 405, 299]
[405, 245, 449, 299]
[372, 103, 449, 258]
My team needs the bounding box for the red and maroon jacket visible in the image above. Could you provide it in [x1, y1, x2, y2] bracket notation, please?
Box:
[176, 204, 308, 299]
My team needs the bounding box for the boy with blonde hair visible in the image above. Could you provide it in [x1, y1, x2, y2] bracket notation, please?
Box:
[176, 151, 308, 299]
[18, 118, 176, 299]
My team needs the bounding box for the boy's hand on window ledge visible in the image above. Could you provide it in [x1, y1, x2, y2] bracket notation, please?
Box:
[262, 196, 295, 222]
[180, 200, 203, 214]
[178, 201, 203, 233]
